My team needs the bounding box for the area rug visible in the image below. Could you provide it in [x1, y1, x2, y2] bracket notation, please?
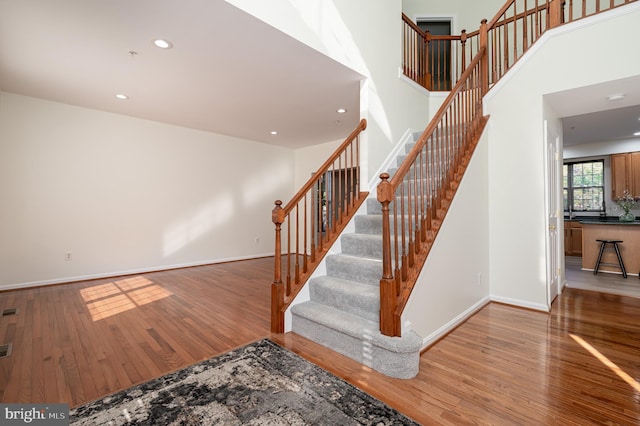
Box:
[70, 338, 418, 425]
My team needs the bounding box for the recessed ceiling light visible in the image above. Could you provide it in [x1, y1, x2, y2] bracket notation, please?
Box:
[634, 131, 640, 136]
[153, 39, 173, 49]
[607, 93, 625, 101]
[337, 108, 347, 114]
[115, 94, 129, 100]
[270, 131, 278, 135]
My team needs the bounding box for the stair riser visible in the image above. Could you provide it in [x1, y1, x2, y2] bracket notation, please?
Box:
[366, 197, 434, 217]
[354, 215, 417, 238]
[326, 255, 382, 285]
[309, 281, 379, 322]
[292, 314, 420, 379]
[396, 152, 451, 166]
[341, 234, 383, 259]
[354, 215, 382, 234]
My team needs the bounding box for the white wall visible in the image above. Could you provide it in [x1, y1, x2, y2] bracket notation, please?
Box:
[484, 5, 640, 308]
[405, 127, 491, 344]
[0, 92, 295, 289]
[564, 139, 640, 159]
[226, 0, 432, 186]
[294, 139, 341, 191]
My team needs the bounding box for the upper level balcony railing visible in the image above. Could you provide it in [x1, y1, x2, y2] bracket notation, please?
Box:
[403, 0, 637, 92]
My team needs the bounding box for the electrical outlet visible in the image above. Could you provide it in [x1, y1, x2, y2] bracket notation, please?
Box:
[65, 252, 72, 261]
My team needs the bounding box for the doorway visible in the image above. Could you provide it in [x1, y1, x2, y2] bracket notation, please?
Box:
[545, 120, 562, 307]
[417, 19, 452, 91]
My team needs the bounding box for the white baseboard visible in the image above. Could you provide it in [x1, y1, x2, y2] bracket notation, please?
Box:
[420, 296, 491, 350]
[420, 293, 552, 350]
[490, 295, 549, 312]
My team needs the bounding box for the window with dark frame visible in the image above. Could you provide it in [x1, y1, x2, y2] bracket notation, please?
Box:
[563, 159, 604, 212]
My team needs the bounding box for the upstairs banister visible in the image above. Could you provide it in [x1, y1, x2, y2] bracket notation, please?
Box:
[403, 0, 637, 92]
[271, 119, 368, 333]
[562, 0, 637, 21]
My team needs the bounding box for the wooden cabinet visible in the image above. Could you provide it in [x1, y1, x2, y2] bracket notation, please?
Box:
[564, 220, 583, 256]
[611, 152, 640, 199]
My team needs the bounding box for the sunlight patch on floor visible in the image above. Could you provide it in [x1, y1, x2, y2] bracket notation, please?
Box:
[570, 333, 640, 393]
[80, 276, 173, 321]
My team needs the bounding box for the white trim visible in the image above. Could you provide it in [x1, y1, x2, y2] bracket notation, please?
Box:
[490, 295, 550, 312]
[420, 296, 491, 350]
[0, 253, 272, 291]
[483, 1, 640, 108]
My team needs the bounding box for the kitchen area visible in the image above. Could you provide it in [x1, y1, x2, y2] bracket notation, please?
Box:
[564, 150, 640, 278]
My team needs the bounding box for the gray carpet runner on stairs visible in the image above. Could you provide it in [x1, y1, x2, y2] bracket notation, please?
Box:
[291, 134, 423, 379]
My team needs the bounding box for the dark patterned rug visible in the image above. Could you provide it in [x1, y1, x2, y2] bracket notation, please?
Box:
[70, 338, 419, 425]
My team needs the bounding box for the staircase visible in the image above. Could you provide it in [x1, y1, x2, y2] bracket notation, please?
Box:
[277, 0, 637, 380]
[291, 134, 423, 379]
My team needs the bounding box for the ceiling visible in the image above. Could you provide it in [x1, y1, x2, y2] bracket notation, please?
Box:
[545, 75, 640, 147]
[0, 0, 363, 149]
[2, 1, 639, 150]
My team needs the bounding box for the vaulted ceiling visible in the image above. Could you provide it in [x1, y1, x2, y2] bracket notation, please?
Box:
[0, 0, 363, 148]
[2, 1, 639, 150]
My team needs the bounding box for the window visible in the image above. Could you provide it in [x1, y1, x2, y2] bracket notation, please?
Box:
[563, 160, 604, 212]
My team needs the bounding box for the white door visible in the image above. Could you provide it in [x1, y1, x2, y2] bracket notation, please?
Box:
[545, 121, 561, 307]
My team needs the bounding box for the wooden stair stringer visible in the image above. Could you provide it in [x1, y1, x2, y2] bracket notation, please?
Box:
[395, 116, 488, 319]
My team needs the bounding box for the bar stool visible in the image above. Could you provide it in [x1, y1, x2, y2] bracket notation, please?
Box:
[593, 239, 627, 278]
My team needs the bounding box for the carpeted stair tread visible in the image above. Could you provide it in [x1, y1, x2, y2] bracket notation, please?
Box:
[325, 253, 382, 284]
[291, 301, 421, 354]
[291, 301, 422, 379]
[309, 275, 379, 322]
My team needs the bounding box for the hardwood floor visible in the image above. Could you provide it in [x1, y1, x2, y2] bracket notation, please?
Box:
[0, 259, 272, 406]
[2, 258, 640, 424]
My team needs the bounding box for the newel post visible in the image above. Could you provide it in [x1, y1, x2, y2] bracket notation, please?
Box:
[460, 29, 468, 71]
[549, 0, 563, 28]
[271, 200, 285, 333]
[377, 174, 400, 337]
[479, 19, 489, 96]
[424, 30, 433, 90]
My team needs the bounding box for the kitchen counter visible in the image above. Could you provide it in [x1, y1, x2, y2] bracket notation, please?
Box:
[580, 222, 640, 276]
[578, 217, 640, 225]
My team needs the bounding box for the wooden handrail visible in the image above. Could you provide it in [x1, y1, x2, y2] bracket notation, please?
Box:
[281, 120, 367, 214]
[378, 49, 488, 336]
[271, 119, 368, 333]
[402, 0, 637, 92]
